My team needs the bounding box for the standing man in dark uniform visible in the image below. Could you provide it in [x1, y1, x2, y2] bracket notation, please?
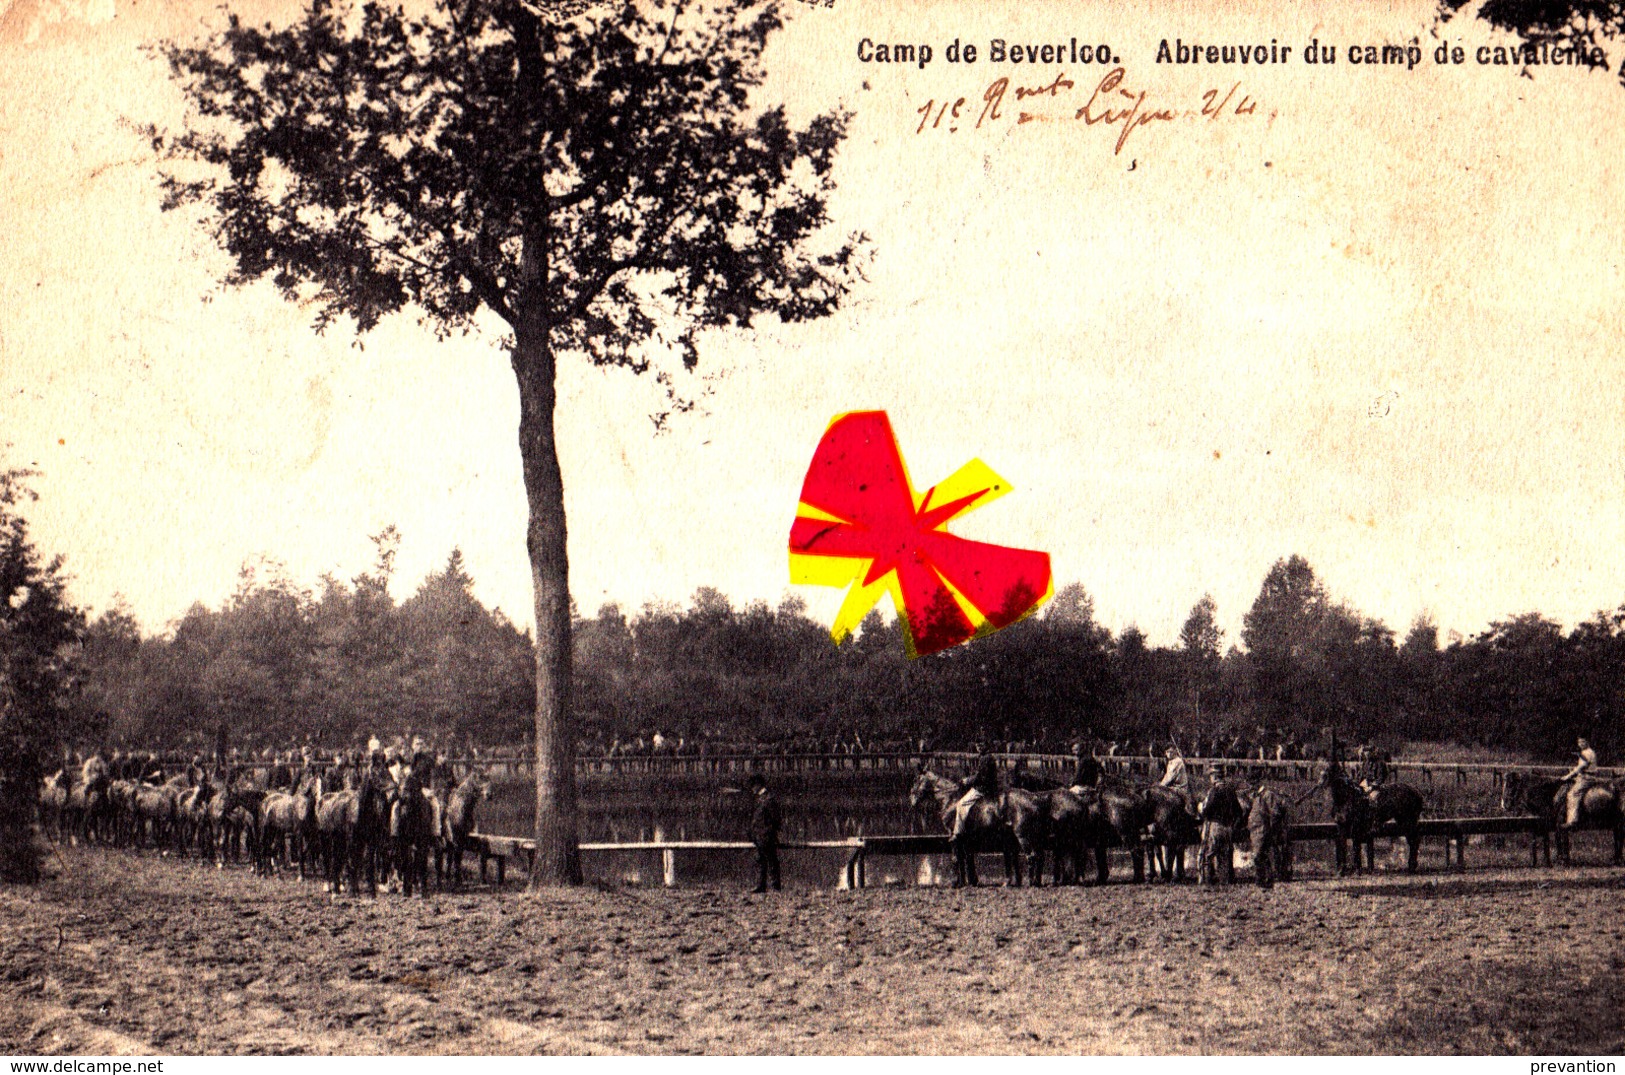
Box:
[747, 774, 782, 893]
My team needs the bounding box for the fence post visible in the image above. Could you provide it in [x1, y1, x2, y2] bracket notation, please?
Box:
[662, 848, 677, 888]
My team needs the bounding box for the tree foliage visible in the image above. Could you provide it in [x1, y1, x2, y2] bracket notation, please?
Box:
[151, 0, 866, 403]
[1439, 0, 1625, 84]
[0, 470, 88, 881]
[151, 0, 870, 882]
[68, 544, 1625, 766]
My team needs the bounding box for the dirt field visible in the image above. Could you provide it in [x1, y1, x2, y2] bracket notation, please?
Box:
[2, 847, 1622, 1055]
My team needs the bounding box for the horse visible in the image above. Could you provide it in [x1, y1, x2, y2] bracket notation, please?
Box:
[1023, 785, 1100, 885]
[440, 771, 492, 888]
[39, 770, 69, 841]
[104, 778, 136, 846]
[257, 778, 317, 879]
[130, 780, 181, 853]
[66, 772, 112, 845]
[1144, 785, 1201, 881]
[317, 768, 390, 896]
[388, 774, 437, 897]
[1320, 761, 1424, 874]
[1504, 771, 1624, 866]
[908, 770, 1039, 887]
[211, 783, 263, 867]
[1077, 778, 1153, 884]
[1560, 777, 1625, 865]
[1247, 784, 1292, 888]
[1501, 771, 1563, 866]
[176, 779, 220, 858]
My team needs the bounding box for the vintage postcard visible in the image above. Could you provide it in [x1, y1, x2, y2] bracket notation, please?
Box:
[2, 0, 1623, 1057]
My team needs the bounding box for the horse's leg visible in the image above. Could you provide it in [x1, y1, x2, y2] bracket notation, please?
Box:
[1094, 845, 1109, 885]
[1406, 828, 1420, 873]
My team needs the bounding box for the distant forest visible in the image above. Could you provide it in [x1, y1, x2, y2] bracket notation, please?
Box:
[68, 529, 1625, 761]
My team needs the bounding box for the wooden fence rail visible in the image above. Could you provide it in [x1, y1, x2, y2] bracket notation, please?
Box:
[207, 751, 1620, 784]
[468, 813, 1562, 889]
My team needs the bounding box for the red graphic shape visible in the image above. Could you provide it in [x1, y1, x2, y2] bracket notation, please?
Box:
[789, 411, 1052, 657]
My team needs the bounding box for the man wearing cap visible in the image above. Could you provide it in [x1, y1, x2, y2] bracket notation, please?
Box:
[747, 774, 782, 893]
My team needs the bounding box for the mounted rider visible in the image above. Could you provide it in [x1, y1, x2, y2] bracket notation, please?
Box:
[1560, 736, 1599, 829]
[267, 750, 294, 791]
[1069, 740, 1103, 791]
[430, 749, 458, 796]
[952, 741, 1001, 841]
[1159, 743, 1192, 813]
[80, 750, 109, 788]
[139, 751, 165, 785]
[1356, 740, 1392, 802]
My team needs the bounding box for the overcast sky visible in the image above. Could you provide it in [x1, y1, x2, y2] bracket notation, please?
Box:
[2, 0, 1623, 648]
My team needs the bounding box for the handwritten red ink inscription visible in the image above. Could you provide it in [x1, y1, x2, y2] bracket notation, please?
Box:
[914, 67, 1259, 154]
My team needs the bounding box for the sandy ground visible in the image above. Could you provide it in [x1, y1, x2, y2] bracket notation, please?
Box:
[1, 846, 1622, 1055]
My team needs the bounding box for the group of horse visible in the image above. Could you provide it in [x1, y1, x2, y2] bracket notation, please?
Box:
[909, 759, 1432, 889]
[37, 763, 496, 897]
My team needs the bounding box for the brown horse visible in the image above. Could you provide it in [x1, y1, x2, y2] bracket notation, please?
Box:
[388, 775, 437, 897]
[440, 771, 492, 888]
[1144, 785, 1201, 881]
[1247, 785, 1292, 888]
[1078, 778, 1152, 884]
[317, 769, 390, 896]
[1504, 771, 1624, 866]
[1321, 761, 1424, 873]
[211, 783, 263, 867]
[257, 779, 318, 879]
[908, 770, 1047, 887]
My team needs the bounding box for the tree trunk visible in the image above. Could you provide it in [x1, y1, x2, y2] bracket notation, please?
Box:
[512, 329, 582, 886]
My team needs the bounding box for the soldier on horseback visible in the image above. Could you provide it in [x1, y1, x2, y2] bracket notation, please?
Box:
[1069, 741, 1102, 790]
[1560, 737, 1599, 830]
[1356, 741, 1392, 802]
[139, 751, 165, 785]
[951, 741, 1000, 842]
[1159, 743, 1192, 814]
[81, 749, 108, 787]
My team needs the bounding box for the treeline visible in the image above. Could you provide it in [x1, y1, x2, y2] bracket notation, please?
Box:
[69, 540, 1625, 762]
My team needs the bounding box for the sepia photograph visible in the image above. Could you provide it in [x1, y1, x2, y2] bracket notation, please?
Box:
[2, 0, 1624, 1057]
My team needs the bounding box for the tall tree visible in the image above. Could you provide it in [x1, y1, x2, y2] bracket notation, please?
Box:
[1178, 592, 1222, 729]
[0, 469, 88, 882]
[153, 0, 868, 883]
